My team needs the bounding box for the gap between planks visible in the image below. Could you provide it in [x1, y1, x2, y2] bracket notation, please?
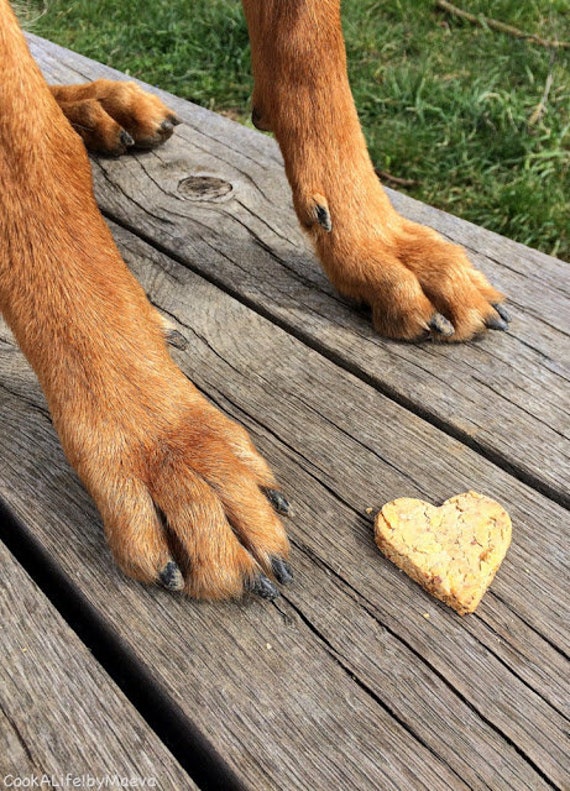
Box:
[0, 500, 246, 791]
[103, 206, 570, 513]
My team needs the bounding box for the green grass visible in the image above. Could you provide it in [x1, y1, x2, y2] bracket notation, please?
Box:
[20, 0, 570, 260]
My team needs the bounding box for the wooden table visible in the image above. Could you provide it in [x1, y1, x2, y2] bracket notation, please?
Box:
[1, 35, 568, 790]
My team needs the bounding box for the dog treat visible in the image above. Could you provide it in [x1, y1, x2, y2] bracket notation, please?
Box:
[374, 491, 511, 614]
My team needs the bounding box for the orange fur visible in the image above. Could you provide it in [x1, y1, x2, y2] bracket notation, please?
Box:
[0, 0, 288, 600]
[50, 80, 181, 153]
[1, 0, 507, 598]
[242, 0, 506, 340]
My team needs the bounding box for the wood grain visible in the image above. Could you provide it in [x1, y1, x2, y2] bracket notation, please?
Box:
[1, 221, 567, 788]
[0, 34, 567, 791]
[0, 541, 193, 787]
[27, 34, 570, 508]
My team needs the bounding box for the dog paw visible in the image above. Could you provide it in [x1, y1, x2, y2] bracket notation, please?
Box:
[51, 79, 181, 155]
[71, 387, 291, 601]
[302, 186, 508, 342]
[366, 219, 509, 342]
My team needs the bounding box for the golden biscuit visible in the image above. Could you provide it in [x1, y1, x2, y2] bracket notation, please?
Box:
[374, 491, 511, 614]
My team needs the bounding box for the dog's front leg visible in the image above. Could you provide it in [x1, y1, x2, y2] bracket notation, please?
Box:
[242, 0, 508, 341]
[0, 1, 290, 599]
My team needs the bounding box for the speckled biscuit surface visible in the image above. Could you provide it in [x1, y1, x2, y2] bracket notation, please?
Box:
[374, 491, 512, 615]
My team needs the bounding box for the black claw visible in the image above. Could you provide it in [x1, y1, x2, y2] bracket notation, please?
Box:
[429, 313, 455, 337]
[262, 487, 291, 516]
[492, 302, 511, 323]
[247, 574, 280, 601]
[120, 129, 135, 148]
[159, 560, 185, 592]
[271, 557, 294, 586]
[168, 114, 183, 127]
[485, 314, 509, 331]
[315, 203, 332, 232]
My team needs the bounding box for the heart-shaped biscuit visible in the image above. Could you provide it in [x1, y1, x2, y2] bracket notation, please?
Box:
[374, 491, 511, 614]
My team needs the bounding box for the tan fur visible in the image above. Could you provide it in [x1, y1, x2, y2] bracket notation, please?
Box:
[50, 80, 180, 153]
[1, 0, 506, 599]
[243, 0, 505, 340]
[0, 0, 288, 600]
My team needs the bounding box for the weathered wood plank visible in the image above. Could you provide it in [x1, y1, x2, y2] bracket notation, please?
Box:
[1, 34, 567, 790]
[0, 541, 194, 788]
[27, 34, 570, 507]
[118, 226, 568, 649]
[0, 220, 567, 789]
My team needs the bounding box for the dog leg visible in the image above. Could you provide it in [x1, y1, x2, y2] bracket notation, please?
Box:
[242, 0, 508, 341]
[0, 1, 290, 599]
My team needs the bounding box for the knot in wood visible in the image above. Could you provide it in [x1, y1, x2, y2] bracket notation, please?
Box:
[177, 174, 233, 202]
